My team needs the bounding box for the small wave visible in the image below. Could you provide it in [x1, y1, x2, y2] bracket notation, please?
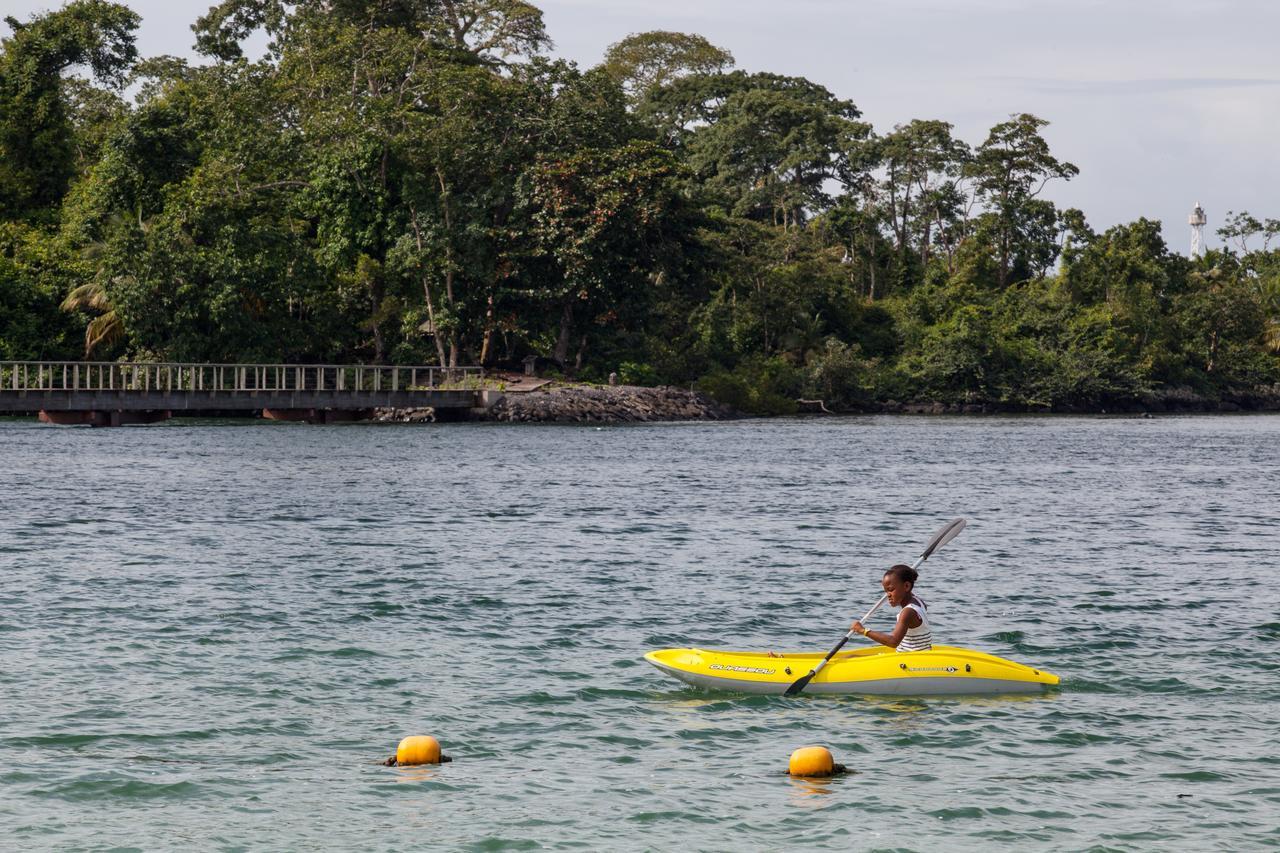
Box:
[503, 690, 573, 706]
[354, 601, 407, 617]
[461, 838, 544, 852]
[625, 810, 718, 825]
[30, 777, 209, 803]
[463, 597, 508, 609]
[593, 734, 653, 748]
[925, 806, 985, 820]
[1162, 770, 1231, 782]
[1255, 622, 1280, 641]
[271, 646, 383, 661]
[6, 729, 218, 748]
[1045, 730, 1116, 746]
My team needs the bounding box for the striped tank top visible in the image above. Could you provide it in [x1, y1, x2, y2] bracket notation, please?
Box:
[897, 595, 932, 652]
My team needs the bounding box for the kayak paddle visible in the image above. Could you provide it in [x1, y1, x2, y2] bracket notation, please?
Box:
[783, 517, 967, 697]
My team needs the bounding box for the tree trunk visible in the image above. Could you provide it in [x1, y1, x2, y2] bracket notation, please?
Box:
[867, 231, 877, 301]
[937, 210, 955, 274]
[479, 294, 496, 366]
[998, 231, 1010, 288]
[554, 300, 574, 367]
[372, 321, 385, 364]
[423, 287, 447, 368]
[410, 209, 449, 368]
[437, 167, 459, 368]
[574, 333, 588, 375]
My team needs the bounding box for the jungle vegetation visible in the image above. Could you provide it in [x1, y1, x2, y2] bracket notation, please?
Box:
[3, 0, 1279, 413]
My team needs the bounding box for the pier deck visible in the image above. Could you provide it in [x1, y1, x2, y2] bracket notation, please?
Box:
[0, 362, 489, 425]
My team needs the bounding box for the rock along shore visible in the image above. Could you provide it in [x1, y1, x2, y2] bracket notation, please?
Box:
[373, 384, 737, 425]
[484, 384, 736, 423]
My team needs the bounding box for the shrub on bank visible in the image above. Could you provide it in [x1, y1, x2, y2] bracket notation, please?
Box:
[695, 356, 802, 416]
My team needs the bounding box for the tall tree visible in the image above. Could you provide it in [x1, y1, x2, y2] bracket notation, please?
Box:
[600, 31, 733, 103]
[650, 71, 869, 228]
[0, 0, 139, 221]
[1215, 210, 1280, 353]
[435, 0, 550, 60]
[525, 136, 685, 369]
[878, 119, 971, 281]
[1218, 210, 1280, 255]
[193, 0, 547, 62]
[968, 113, 1077, 287]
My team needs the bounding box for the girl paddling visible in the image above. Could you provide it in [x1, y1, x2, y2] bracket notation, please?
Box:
[851, 564, 932, 652]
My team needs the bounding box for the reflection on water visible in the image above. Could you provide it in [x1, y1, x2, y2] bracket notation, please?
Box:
[785, 773, 847, 803]
[391, 765, 447, 784]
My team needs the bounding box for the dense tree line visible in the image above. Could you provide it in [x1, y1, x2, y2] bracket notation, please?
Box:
[3, 0, 1278, 412]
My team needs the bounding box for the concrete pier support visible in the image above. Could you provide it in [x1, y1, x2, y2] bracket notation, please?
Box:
[39, 410, 172, 427]
[261, 408, 373, 424]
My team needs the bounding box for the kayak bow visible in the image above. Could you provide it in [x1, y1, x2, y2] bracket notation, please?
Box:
[645, 645, 1058, 696]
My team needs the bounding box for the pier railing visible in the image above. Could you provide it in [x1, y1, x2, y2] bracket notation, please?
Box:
[0, 361, 484, 394]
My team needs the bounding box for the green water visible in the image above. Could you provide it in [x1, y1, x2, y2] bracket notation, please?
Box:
[2, 416, 1278, 850]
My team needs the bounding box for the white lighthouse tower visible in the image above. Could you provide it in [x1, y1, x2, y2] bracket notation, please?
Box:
[1189, 202, 1207, 259]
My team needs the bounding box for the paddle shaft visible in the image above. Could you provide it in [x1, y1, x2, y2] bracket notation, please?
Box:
[794, 552, 926, 683]
[783, 518, 964, 696]
[787, 595, 884, 687]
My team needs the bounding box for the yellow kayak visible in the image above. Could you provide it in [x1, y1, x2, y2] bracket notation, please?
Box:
[645, 644, 1059, 696]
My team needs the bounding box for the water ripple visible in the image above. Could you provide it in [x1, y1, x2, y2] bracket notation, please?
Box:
[1, 415, 1278, 849]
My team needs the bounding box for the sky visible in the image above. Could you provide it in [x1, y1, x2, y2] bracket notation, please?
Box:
[6, 0, 1278, 254]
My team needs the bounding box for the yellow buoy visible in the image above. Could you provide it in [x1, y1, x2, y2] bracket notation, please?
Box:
[788, 746, 835, 778]
[395, 735, 442, 766]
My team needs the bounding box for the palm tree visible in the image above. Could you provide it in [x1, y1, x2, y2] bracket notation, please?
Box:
[1264, 319, 1280, 354]
[60, 278, 124, 358]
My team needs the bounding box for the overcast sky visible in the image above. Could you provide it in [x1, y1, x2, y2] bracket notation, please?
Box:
[7, 0, 1278, 253]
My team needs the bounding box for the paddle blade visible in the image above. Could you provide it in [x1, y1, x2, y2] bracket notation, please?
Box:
[784, 672, 816, 696]
[785, 633, 852, 696]
[921, 517, 966, 561]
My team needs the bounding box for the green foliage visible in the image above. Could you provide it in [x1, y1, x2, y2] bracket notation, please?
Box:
[616, 360, 659, 386]
[806, 338, 873, 408]
[1, 2, 1276, 410]
[967, 114, 1078, 286]
[662, 71, 869, 227]
[525, 137, 689, 367]
[0, 0, 139, 221]
[0, 222, 88, 359]
[877, 119, 970, 288]
[193, 0, 549, 62]
[600, 31, 733, 102]
[696, 356, 801, 416]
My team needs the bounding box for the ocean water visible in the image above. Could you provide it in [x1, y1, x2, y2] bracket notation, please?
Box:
[1, 415, 1278, 851]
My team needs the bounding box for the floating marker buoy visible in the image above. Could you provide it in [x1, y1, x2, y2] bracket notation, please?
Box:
[391, 735, 445, 766]
[788, 746, 845, 778]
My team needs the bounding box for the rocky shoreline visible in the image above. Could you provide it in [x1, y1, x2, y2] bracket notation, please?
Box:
[373, 384, 736, 424]
[370, 382, 1280, 424]
[485, 384, 736, 423]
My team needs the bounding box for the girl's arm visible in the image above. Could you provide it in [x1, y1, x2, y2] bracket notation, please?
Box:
[852, 607, 921, 649]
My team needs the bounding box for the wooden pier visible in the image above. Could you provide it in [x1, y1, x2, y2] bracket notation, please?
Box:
[0, 361, 490, 425]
